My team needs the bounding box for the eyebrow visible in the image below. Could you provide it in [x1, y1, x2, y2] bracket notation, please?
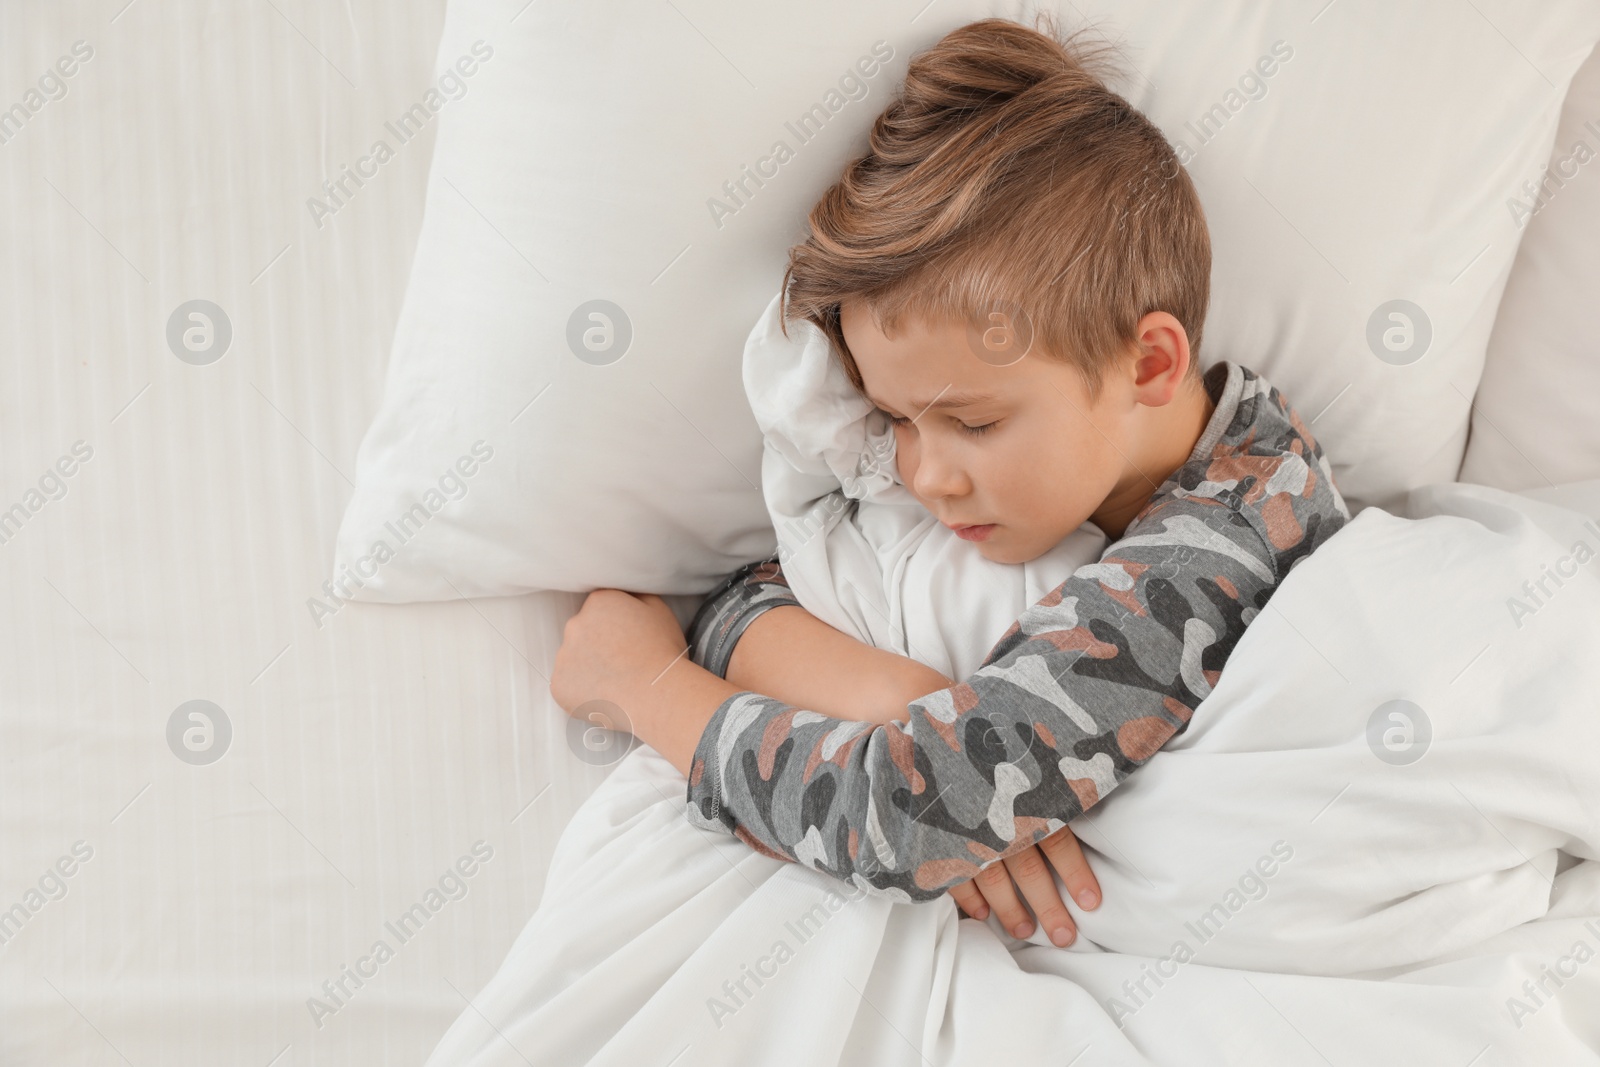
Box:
[868, 387, 1001, 418]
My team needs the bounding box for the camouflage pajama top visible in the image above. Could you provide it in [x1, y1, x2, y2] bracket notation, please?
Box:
[682, 361, 1350, 903]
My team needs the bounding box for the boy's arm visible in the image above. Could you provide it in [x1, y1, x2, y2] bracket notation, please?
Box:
[726, 607, 952, 725]
[685, 558, 952, 725]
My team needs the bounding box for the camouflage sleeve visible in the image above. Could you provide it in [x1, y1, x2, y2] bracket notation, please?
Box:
[683, 440, 1348, 902]
[685, 557, 801, 680]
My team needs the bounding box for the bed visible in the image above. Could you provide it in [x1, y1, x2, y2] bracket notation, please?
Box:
[3, 1, 1599, 1064]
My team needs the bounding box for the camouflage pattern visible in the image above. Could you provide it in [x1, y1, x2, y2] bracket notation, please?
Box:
[683, 362, 1350, 903]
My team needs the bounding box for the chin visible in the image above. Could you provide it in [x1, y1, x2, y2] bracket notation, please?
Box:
[976, 541, 1027, 565]
[977, 532, 1052, 566]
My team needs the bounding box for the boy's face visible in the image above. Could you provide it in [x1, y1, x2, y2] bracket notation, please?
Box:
[840, 299, 1146, 564]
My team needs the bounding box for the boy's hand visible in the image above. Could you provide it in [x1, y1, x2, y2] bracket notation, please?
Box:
[551, 590, 688, 718]
[948, 826, 1099, 947]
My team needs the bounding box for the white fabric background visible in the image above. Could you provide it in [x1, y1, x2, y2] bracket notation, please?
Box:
[0, 3, 641, 1064]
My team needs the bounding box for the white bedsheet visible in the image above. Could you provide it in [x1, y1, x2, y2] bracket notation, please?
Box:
[0, 4, 636, 1064]
[424, 479, 1600, 1065]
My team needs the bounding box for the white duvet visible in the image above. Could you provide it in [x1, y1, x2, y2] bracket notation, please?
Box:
[425, 296, 1600, 1065]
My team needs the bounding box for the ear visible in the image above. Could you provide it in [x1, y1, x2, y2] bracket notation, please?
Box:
[1127, 311, 1192, 407]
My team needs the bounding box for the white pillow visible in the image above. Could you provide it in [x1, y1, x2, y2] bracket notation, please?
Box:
[1460, 43, 1600, 492]
[333, 0, 1600, 601]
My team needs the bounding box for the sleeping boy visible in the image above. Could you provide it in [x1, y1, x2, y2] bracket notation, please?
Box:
[549, 15, 1349, 951]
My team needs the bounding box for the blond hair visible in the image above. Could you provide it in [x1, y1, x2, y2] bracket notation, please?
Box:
[781, 14, 1210, 398]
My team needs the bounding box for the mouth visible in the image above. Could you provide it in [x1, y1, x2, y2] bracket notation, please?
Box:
[946, 522, 997, 543]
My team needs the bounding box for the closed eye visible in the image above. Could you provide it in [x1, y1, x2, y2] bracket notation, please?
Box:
[882, 410, 999, 437]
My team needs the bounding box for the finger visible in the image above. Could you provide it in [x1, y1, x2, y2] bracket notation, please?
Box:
[1003, 846, 1077, 948]
[947, 880, 989, 920]
[1039, 828, 1100, 911]
[974, 859, 1033, 940]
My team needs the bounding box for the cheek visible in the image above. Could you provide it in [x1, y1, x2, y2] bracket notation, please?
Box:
[1009, 421, 1102, 518]
[892, 425, 918, 483]
[992, 439, 1046, 511]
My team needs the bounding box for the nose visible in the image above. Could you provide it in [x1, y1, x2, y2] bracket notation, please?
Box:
[903, 428, 969, 501]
